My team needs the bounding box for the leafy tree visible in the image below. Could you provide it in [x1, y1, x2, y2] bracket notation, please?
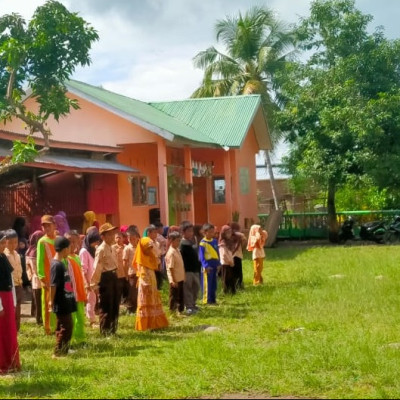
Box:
[276, 0, 400, 241]
[191, 6, 296, 210]
[0, 0, 98, 163]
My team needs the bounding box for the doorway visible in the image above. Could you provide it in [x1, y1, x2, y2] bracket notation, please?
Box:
[193, 177, 208, 225]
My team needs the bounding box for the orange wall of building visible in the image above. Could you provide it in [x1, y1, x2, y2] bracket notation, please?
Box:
[233, 127, 260, 228]
[4, 94, 162, 147]
[116, 142, 162, 234]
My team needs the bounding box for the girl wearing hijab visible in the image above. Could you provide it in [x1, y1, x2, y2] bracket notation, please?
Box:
[26, 230, 45, 325]
[82, 211, 98, 235]
[133, 225, 168, 331]
[247, 225, 268, 286]
[79, 227, 101, 327]
[218, 225, 236, 294]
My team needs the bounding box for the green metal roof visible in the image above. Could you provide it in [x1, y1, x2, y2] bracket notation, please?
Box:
[66, 80, 217, 146]
[66, 80, 269, 149]
[149, 95, 263, 148]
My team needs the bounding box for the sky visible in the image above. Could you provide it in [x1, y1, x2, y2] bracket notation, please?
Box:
[1, 0, 399, 103]
[1, 0, 399, 173]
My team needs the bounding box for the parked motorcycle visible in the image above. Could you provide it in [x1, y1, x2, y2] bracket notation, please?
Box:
[338, 216, 355, 243]
[359, 220, 387, 244]
[383, 215, 400, 244]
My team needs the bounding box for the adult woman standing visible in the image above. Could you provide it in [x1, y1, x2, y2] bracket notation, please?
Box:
[134, 225, 168, 331]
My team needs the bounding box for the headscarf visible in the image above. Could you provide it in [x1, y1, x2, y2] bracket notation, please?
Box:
[218, 225, 235, 251]
[54, 211, 70, 236]
[247, 224, 267, 251]
[133, 237, 158, 271]
[26, 230, 45, 258]
[82, 211, 97, 235]
[82, 228, 101, 258]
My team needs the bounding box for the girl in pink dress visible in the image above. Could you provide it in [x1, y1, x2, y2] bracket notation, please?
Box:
[79, 228, 101, 326]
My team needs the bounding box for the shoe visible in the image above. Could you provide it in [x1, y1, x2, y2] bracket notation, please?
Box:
[186, 308, 194, 315]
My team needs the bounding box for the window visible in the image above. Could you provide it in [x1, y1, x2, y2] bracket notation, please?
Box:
[213, 177, 226, 204]
[131, 176, 147, 205]
[147, 186, 157, 206]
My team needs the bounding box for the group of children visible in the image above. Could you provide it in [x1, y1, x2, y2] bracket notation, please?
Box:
[0, 213, 268, 373]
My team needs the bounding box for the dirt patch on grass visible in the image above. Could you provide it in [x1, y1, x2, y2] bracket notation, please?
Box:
[200, 393, 314, 399]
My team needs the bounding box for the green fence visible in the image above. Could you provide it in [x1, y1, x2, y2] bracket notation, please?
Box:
[258, 210, 400, 240]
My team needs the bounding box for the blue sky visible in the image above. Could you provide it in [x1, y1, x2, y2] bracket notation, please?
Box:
[1, 0, 399, 173]
[2, 0, 399, 102]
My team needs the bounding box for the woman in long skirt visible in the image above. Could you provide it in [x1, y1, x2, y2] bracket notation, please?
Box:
[133, 229, 168, 331]
[0, 231, 21, 374]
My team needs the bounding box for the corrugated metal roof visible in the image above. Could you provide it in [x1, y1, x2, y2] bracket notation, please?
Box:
[0, 145, 137, 173]
[66, 80, 218, 146]
[33, 153, 138, 173]
[149, 95, 262, 148]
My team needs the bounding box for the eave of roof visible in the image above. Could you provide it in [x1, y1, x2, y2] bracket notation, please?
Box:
[0, 146, 138, 175]
[0, 129, 122, 153]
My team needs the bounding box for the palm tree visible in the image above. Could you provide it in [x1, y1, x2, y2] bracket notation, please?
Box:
[192, 6, 296, 210]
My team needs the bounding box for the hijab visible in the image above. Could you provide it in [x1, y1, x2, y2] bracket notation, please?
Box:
[218, 225, 235, 252]
[26, 230, 45, 258]
[133, 237, 158, 271]
[82, 228, 101, 258]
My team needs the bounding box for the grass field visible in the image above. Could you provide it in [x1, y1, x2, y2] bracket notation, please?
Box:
[1, 243, 400, 399]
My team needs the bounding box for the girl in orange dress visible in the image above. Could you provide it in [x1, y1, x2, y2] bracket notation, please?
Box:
[247, 225, 268, 285]
[133, 225, 168, 331]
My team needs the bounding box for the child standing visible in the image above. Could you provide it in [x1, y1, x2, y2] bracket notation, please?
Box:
[37, 215, 57, 335]
[112, 231, 128, 306]
[199, 223, 220, 305]
[65, 231, 87, 345]
[90, 223, 120, 336]
[122, 225, 140, 314]
[165, 231, 185, 314]
[0, 231, 21, 374]
[229, 222, 247, 290]
[180, 223, 201, 315]
[25, 230, 45, 325]
[218, 225, 236, 295]
[134, 225, 169, 331]
[49, 236, 77, 358]
[79, 228, 101, 327]
[4, 229, 24, 332]
[247, 225, 268, 286]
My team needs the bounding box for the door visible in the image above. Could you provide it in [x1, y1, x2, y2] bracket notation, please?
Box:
[193, 177, 208, 225]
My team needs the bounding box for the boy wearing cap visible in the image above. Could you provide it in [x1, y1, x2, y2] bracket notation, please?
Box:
[49, 237, 77, 358]
[37, 215, 57, 335]
[90, 223, 120, 336]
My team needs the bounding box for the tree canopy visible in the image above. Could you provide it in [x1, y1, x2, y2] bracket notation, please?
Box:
[275, 0, 400, 239]
[0, 0, 98, 162]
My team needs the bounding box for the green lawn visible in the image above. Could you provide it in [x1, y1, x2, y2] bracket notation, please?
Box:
[2, 244, 400, 399]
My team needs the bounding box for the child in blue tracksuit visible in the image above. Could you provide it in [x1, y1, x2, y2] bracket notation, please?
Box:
[199, 223, 220, 305]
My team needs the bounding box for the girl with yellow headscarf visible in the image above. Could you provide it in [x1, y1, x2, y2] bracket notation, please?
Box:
[133, 226, 168, 331]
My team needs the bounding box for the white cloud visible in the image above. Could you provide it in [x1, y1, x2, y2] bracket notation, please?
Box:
[1, 0, 399, 103]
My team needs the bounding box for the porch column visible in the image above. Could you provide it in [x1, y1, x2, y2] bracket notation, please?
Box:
[223, 149, 233, 223]
[183, 146, 195, 223]
[157, 141, 169, 225]
[230, 151, 240, 216]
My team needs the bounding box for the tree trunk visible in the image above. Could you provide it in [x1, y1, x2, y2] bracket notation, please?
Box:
[327, 180, 339, 243]
[264, 150, 279, 210]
